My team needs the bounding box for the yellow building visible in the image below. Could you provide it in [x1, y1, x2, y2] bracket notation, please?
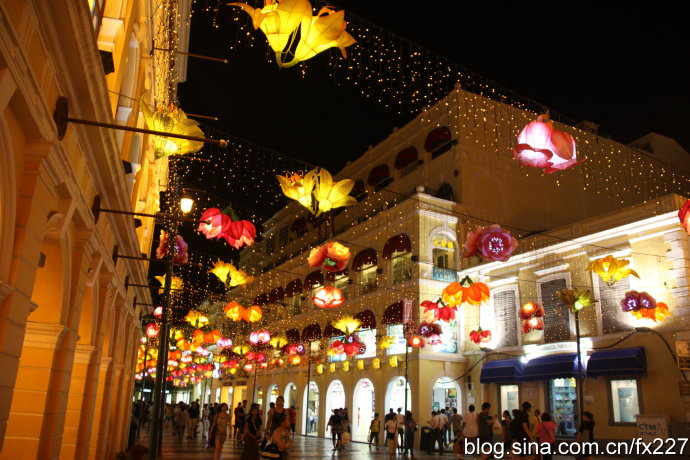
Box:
[204, 86, 690, 442]
[0, 0, 187, 457]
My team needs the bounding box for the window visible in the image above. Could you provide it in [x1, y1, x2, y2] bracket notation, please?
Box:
[360, 267, 377, 295]
[500, 385, 519, 416]
[329, 337, 346, 362]
[540, 278, 570, 343]
[610, 379, 640, 423]
[264, 234, 275, 255]
[494, 291, 518, 348]
[598, 276, 630, 334]
[290, 295, 301, 315]
[431, 320, 458, 353]
[279, 226, 289, 247]
[356, 329, 377, 358]
[334, 276, 350, 300]
[387, 325, 407, 355]
[392, 253, 412, 284]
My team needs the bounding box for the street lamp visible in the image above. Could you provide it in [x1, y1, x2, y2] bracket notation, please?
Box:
[180, 194, 194, 214]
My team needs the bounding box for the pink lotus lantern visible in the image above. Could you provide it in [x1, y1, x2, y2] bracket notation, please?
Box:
[216, 338, 233, 349]
[513, 115, 583, 173]
[249, 329, 271, 345]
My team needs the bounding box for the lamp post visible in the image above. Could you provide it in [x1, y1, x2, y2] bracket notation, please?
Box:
[574, 310, 585, 423]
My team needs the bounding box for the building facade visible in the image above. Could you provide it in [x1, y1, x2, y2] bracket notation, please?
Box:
[0, 0, 183, 457]
[206, 87, 690, 442]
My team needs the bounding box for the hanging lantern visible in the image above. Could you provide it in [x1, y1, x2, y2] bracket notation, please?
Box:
[184, 310, 209, 328]
[243, 305, 263, 322]
[409, 335, 424, 348]
[442, 276, 490, 307]
[308, 242, 351, 272]
[141, 100, 204, 158]
[313, 286, 345, 309]
[630, 301, 670, 322]
[373, 358, 381, 369]
[153, 306, 163, 318]
[316, 364, 324, 374]
[389, 356, 399, 367]
[357, 360, 364, 370]
[156, 231, 189, 263]
[289, 355, 301, 365]
[249, 329, 271, 345]
[421, 300, 457, 322]
[216, 338, 233, 349]
[417, 321, 442, 338]
[519, 302, 544, 320]
[199, 208, 231, 240]
[463, 225, 518, 262]
[557, 289, 596, 313]
[513, 114, 582, 173]
[332, 315, 361, 335]
[587, 255, 640, 286]
[154, 274, 183, 295]
[145, 323, 160, 338]
[469, 328, 492, 344]
[428, 334, 443, 345]
[342, 361, 350, 372]
[679, 199, 690, 236]
[269, 335, 288, 349]
[276, 168, 356, 216]
[244, 363, 254, 373]
[289, 7, 356, 68]
[286, 342, 307, 356]
[522, 316, 544, 333]
[378, 335, 396, 349]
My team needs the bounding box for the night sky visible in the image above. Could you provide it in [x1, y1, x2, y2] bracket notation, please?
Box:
[178, 1, 689, 171]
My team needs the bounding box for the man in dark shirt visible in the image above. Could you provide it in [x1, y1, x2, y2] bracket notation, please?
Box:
[510, 402, 534, 457]
[478, 402, 497, 459]
[188, 402, 200, 438]
[384, 409, 395, 447]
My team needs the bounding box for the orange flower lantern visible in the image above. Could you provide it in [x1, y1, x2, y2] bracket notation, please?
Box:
[224, 301, 263, 322]
[442, 276, 490, 307]
[308, 242, 351, 271]
[313, 286, 345, 309]
[631, 302, 670, 323]
[289, 355, 302, 365]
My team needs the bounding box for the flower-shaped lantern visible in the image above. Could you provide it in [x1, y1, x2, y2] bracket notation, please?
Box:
[587, 255, 639, 286]
[313, 286, 345, 309]
[463, 225, 518, 262]
[513, 114, 582, 173]
[308, 242, 351, 271]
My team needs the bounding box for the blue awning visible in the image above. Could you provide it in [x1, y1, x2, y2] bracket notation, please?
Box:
[521, 353, 581, 381]
[586, 347, 646, 378]
[480, 359, 524, 383]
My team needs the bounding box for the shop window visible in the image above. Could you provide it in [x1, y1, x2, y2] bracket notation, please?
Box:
[356, 329, 377, 358]
[540, 278, 570, 343]
[494, 290, 519, 348]
[431, 320, 458, 353]
[550, 378, 577, 435]
[329, 337, 346, 362]
[597, 276, 630, 334]
[360, 266, 377, 295]
[387, 324, 407, 355]
[610, 379, 640, 423]
[334, 275, 350, 300]
[392, 253, 412, 284]
[500, 385, 519, 416]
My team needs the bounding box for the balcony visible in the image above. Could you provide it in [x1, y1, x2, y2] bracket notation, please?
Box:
[432, 267, 458, 283]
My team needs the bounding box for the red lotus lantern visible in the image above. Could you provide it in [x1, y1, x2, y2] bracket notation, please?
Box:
[342, 334, 365, 357]
[313, 286, 345, 309]
[469, 328, 492, 344]
[289, 355, 302, 365]
[145, 323, 160, 338]
[519, 302, 545, 320]
[409, 335, 424, 348]
[286, 342, 307, 356]
[244, 363, 254, 373]
[421, 300, 457, 322]
[679, 199, 690, 236]
[244, 351, 256, 361]
[223, 219, 257, 249]
[513, 115, 583, 173]
[254, 352, 267, 363]
[199, 208, 231, 239]
[330, 340, 345, 355]
[522, 317, 544, 333]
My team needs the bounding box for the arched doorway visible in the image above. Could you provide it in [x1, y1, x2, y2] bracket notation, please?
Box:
[284, 382, 297, 408]
[325, 380, 346, 435]
[302, 381, 319, 436]
[266, 384, 279, 420]
[385, 376, 411, 414]
[432, 377, 461, 411]
[255, 385, 264, 411]
[352, 378, 375, 442]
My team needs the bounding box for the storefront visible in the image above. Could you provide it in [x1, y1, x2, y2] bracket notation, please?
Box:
[284, 382, 297, 408]
[432, 377, 461, 411]
[325, 380, 346, 434]
[303, 381, 320, 436]
[385, 376, 411, 413]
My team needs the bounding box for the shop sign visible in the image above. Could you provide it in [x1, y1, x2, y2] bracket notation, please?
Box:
[676, 340, 690, 370]
[636, 414, 669, 441]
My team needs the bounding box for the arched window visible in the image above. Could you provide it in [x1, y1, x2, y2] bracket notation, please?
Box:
[352, 180, 367, 202]
[269, 286, 285, 303]
[383, 234, 413, 284]
[286, 328, 301, 343]
[430, 228, 458, 282]
[367, 164, 391, 190]
[254, 293, 269, 306]
[301, 323, 322, 342]
[285, 278, 303, 314]
[394, 147, 419, 176]
[352, 248, 377, 295]
[424, 126, 453, 159]
[354, 309, 377, 329]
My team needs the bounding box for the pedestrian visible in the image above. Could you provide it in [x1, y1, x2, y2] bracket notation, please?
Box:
[403, 410, 417, 457]
[202, 404, 210, 439]
[164, 403, 172, 427]
[209, 403, 231, 460]
[575, 411, 595, 460]
[288, 406, 297, 437]
[176, 404, 189, 443]
[265, 396, 287, 439]
[439, 408, 448, 446]
[535, 412, 558, 460]
[510, 403, 533, 458]
[327, 408, 344, 451]
[445, 408, 453, 444]
[239, 404, 262, 460]
[427, 411, 444, 454]
[369, 412, 381, 447]
[478, 402, 497, 460]
[385, 409, 400, 457]
[530, 409, 541, 438]
[396, 407, 405, 452]
[451, 407, 463, 439]
[500, 410, 512, 453]
[384, 408, 395, 448]
[271, 412, 293, 459]
[188, 402, 200, 438]
[462, 404, 479, 450]
[234, 402, 245, 442]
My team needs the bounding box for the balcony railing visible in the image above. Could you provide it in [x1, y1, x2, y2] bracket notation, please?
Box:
[432, 267, 458, 282]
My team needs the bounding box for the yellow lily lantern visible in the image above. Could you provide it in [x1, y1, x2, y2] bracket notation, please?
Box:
[154, 274, 183, 295]
[342, 361, 350, 372]
[389, 356, 398, 367]
[332, 316, 361, 335]
[276, 171, 315, 210]
[316, 364, 324, 374]
[276, 168, 356, 216]
[141, 100, 204, 158]
[329, 363, 336, 373]
[373, 358, 381, 369]
[587, 255, 639, 286]
[184, 310, 209, 328]
[289, 7, 356, 68]
[357, 360, 364, 370]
